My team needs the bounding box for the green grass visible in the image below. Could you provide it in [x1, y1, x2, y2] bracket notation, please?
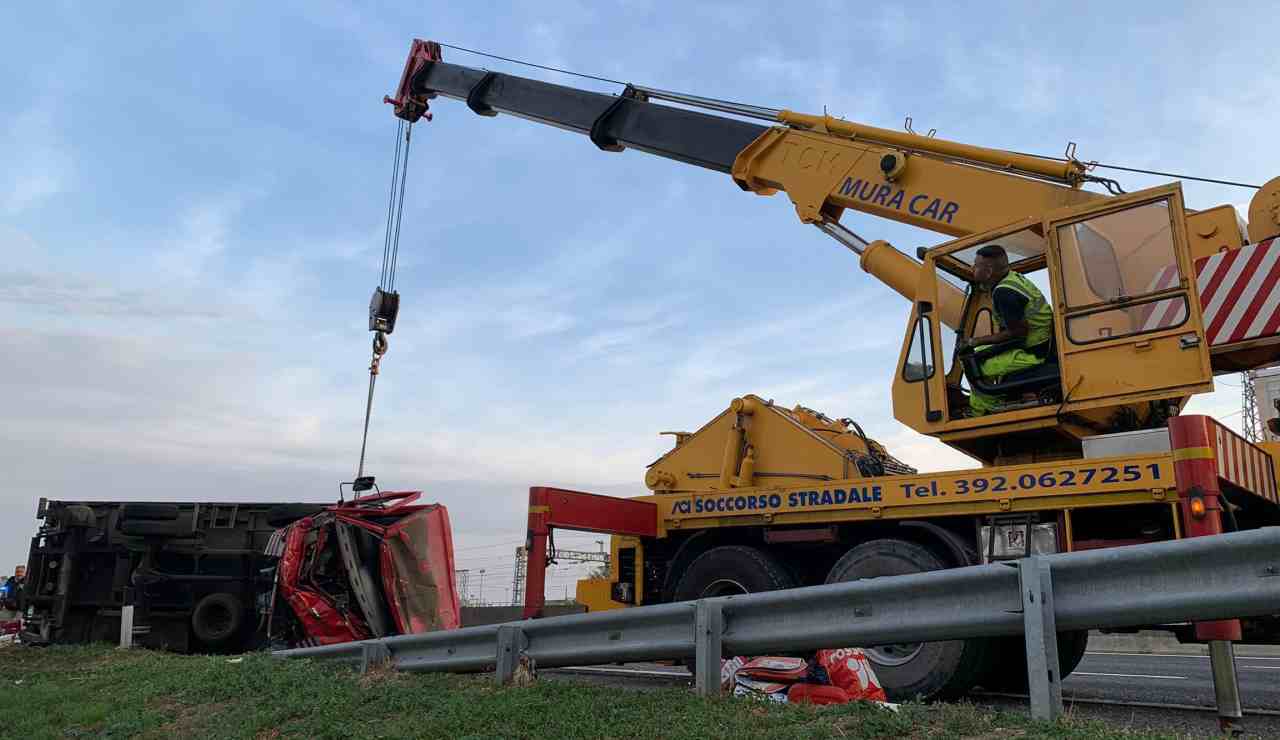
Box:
[2, 644, 1180, 739]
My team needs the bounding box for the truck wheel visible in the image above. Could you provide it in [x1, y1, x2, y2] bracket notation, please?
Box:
[191, 593, 244, 646]
[60, 505, 97, 528]
[980, 629, 1089, 691]
[1061, 629, 1089, 676]
[671, 545, 795, 602]
[825, 539, 990, 701]
[672, 546, 795, 676]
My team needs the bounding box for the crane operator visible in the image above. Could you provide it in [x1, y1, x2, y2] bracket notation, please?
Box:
[959, 244, 1055, 415]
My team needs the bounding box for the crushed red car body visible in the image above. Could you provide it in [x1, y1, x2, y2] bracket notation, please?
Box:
[273, 491, 460, 647]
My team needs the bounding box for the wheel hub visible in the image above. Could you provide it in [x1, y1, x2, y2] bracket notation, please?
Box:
[205, 605, 233, 637]
[866, 641, 924, 667]
[699, 578, 748, 598]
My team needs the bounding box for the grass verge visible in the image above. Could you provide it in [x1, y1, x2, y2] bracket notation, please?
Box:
[2, 644, 1188, 739]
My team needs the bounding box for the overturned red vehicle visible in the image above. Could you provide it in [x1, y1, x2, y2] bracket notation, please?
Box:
[272, 491, 460, 647]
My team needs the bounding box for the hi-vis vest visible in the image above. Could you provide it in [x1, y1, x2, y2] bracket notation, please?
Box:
[994, 271, 1053, 349]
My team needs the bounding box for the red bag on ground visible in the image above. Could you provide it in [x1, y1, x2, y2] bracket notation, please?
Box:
[815, 648, 888, 702]
[788, 682, 851, 705]
[737, 656, 809, 683]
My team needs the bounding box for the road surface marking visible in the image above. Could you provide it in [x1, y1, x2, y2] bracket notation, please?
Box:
[559, 666, 688, 678]
[1088, 652, 1280, 661]
[975, 692, 1280, 716]
[1071, 672, 1186, 680]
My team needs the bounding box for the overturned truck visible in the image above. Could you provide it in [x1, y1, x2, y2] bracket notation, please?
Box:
[21, 492, 459, 652]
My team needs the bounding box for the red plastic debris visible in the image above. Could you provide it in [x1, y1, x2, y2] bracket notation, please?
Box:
[816, 648, 888, 702]
[787, 683, 851, 705]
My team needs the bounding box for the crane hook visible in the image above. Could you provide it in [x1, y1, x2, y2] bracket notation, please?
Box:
[370, 331, 389, 376]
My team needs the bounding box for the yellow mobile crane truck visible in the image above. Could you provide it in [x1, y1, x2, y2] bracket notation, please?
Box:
[387, 40, 1280, 699]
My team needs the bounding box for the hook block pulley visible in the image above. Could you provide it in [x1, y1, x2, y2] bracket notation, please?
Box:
[369, 287, 400, 334]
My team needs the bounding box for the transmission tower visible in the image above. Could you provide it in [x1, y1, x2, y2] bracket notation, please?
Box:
[512, 546, 611, 606]
[455, 569, 470, 606]
[511, 547, 527, 607]
[1243, 370, 1261, 442]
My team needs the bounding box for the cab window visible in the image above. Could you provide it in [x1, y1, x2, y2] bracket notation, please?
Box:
[903, 315, 934, 382]
[1058, 200, 1181, 308]
[1056, 199, 1188, 341]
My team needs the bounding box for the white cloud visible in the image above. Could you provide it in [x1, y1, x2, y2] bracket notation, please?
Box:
[939, 42, 1065, 118]
[0, 270, 226, 321]
[152, 194, 248, 282]
[745, 50, 888, 124]
[2, 104, 73, 214]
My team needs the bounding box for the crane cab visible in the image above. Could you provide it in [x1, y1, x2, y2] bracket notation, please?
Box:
[892, 183, 1213, 465]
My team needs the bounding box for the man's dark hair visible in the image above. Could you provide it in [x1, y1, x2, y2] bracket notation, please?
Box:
[975, 244, 1008, 261]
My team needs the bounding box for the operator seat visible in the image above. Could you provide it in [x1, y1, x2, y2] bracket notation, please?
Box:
[959, 335, 1061, 407]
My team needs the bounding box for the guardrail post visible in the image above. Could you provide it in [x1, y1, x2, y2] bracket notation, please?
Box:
[1209, 640, 1244, 735]
[118, 605, 134, 649]
[1020, 557, 1062, 721]
[694, 600, 723, 697]
[496, 625, 528, 686]
[360, 640, 391, 674]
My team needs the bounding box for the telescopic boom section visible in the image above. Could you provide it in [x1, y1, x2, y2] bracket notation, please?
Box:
[386, 39, 1100, 237]
[387, 40, 765, 174]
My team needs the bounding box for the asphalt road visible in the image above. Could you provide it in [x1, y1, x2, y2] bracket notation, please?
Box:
[1055, 651, 1280, 711]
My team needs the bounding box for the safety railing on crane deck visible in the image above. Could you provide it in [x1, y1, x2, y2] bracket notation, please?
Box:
[275, 527, 1280, 729]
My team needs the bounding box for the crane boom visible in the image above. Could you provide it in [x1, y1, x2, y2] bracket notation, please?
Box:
[387, 40, 765, 173]
[387, 40, 1103, 237]
[387, 39, 1280, 383]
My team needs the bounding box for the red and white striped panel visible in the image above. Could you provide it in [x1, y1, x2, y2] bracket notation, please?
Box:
[1136, 265, 1186, 332]
[1213, 422, 1279, 505]
[1196, 237, 1280, 346]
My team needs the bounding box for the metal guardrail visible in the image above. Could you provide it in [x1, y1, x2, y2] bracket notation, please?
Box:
[274, 528, 1280, 720]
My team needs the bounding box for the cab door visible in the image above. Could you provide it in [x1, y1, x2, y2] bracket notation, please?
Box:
[890, 247, 955, 433]
[1045, 183, 1212, 409]
[892, 302, 947, 432]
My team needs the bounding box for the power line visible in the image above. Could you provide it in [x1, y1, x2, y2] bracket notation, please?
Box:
[1007, 150, 1262, 190]
[439, 42, 625, 87]
[451, 540, 524, 553]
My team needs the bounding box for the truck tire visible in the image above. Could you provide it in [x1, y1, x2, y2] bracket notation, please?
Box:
[672, 546, 795, 676]
[266, 504, 327, 528]
[825, 539, 991, 701]
[1061, 629, 1089, 676]
[979, 629, 1089, 691]
[671, 545, 796, 602]
[191, 592, 244, 646]
[121, 503, 180, 521]
[60, 505, 97, 528]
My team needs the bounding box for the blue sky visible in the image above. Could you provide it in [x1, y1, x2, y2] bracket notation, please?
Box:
[3, 2, 1277, 603]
